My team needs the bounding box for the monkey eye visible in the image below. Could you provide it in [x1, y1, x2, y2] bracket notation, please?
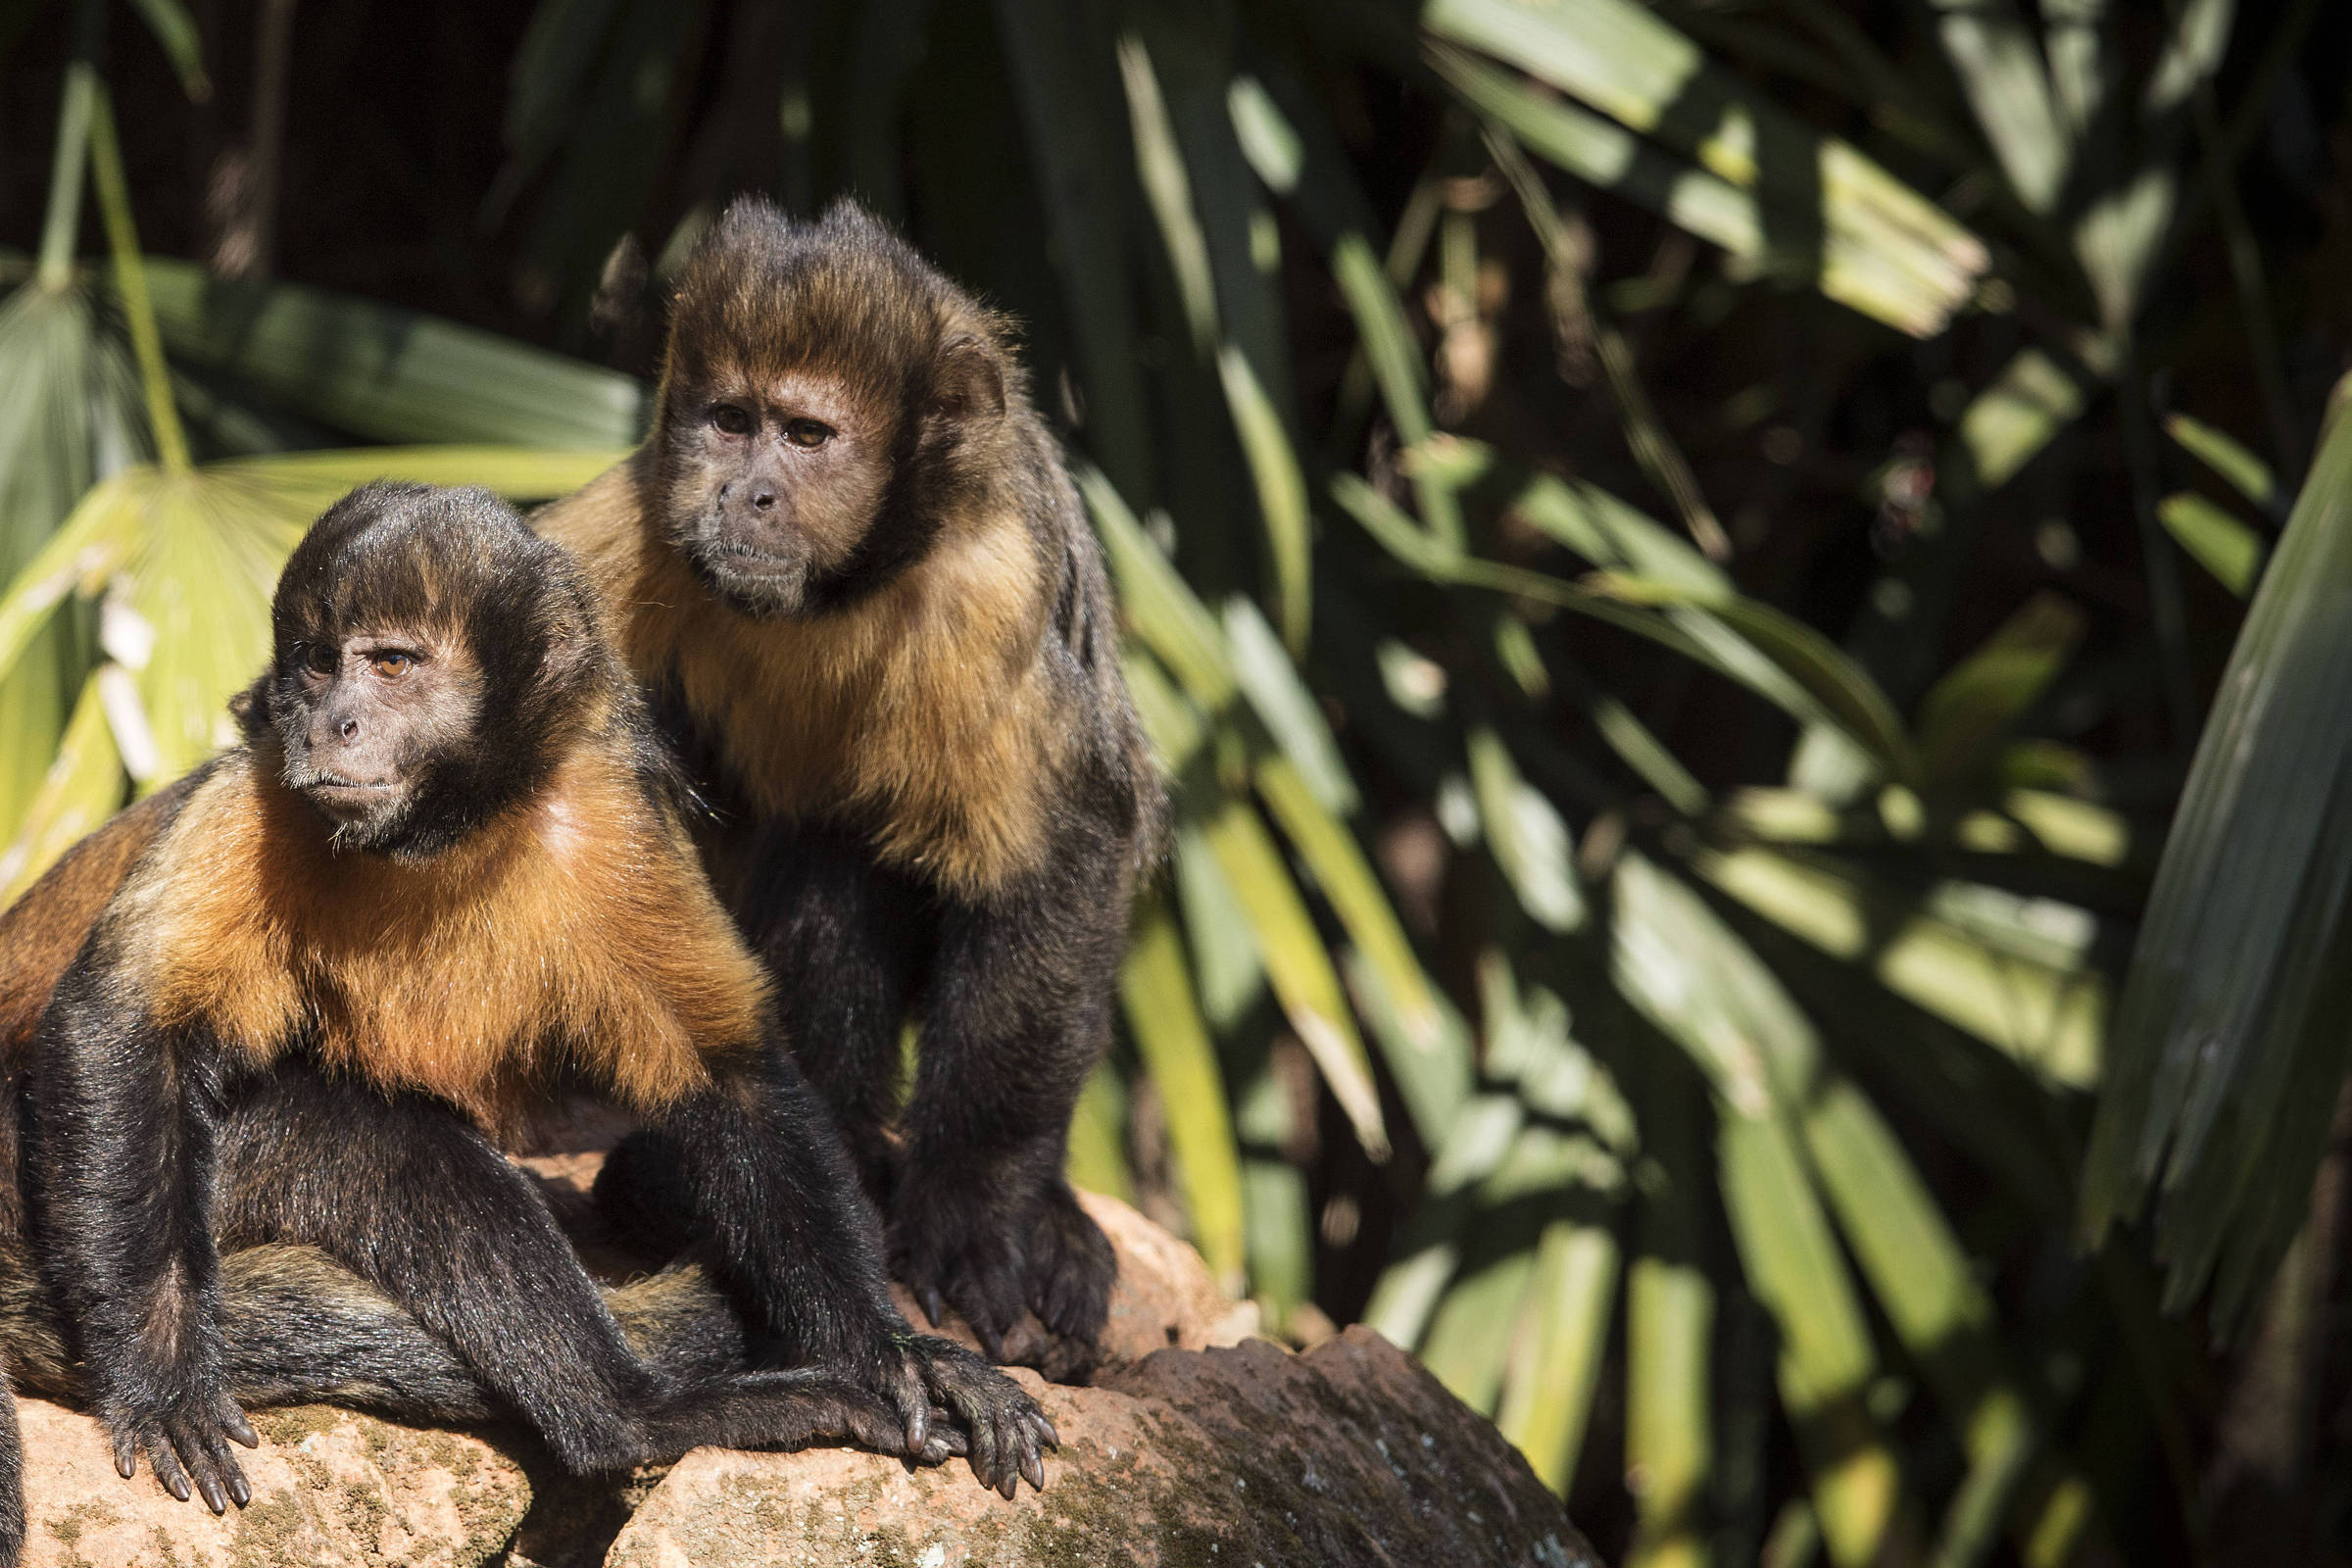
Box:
[710, 404, 754, 436]
[368, 651, 419, 680]
[784, 417, 833, 448]
[294, 641, 336, 678]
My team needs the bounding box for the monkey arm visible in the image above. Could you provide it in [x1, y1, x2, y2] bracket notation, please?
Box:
[648, 1049, 1054, 1495]
[32, 972, 257, 1514]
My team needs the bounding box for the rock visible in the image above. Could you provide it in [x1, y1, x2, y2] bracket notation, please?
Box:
[605, 1328, 1601, 1568]
[13, 1180, 1592, 1566]
[18, 1397, 529, 1568]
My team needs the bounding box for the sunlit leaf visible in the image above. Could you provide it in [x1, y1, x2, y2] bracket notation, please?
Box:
[1427, 0, 1988, 337]
[2165, 413, 2278, 511]
[2159, 491, 2266, 597]
[1467, 724, 1585, 933]
[1495, 1218, 1619, 1494]
[138, 259, 647, 447]
[1914, 593, 2084, 784]
[0, 671, 122, 904]
[1200, 793, 1389, 1161]
[1120, 900, 1248, 1291]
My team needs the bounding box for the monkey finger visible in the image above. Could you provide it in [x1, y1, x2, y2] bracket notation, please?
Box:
[891, 1359, 930, 1455]
[924, 1410, 966, 1456]
[920, 1286, 946, 1329]
[186, 1454, 228, 1516]
[964, 1407, 1001, 1494]
[1019, 1443, 1046, 1494]
[996, 1409, 1024, 1499]
[146, 1434, 192, 1504]
[220, 1401, 259, 1449]
[113, 1429, 139, 1482]
[169, 1424, 234, 1515]
[1032, 1411, 1060, 1449]
[201, 1430, 253, 1508]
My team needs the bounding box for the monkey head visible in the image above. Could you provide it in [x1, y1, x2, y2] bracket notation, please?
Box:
[650, 197, 1012, 619]
[248, 481, 612, 859]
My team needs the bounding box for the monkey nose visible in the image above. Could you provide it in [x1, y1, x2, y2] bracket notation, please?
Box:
[339, 717, 360, 743]
[751, 486, 777, 512]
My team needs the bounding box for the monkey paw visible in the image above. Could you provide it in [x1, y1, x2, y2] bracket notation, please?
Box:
[900, 1335, 1056, 1498]
[1023, 1179, 1115, 1346]
[892, 1175, 1113, 1363]
[104, 1386, 259, 1514]
[891, 1184, 1029, 1359]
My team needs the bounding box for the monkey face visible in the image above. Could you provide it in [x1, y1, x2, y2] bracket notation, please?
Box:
[255, 482, 611, 860]
[662, 369, 894, 619]
[647, 199, 1016, 621]
[272, 627, 480, 851]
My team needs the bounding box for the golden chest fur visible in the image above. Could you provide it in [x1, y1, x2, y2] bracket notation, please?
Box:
[122, 748, 768, 1132]
[540, 464, 1066, 900]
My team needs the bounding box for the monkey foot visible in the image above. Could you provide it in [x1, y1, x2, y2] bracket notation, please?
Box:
[893, 1176, 1114, 1365]
[900, 1337, 1056, 1498]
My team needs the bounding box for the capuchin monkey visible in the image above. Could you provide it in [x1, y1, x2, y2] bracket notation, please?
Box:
[0, 483, 1052, 1517]
[537, 198, 1168, 1363]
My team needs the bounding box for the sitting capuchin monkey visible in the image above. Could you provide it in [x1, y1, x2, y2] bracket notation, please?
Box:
[537, 199, 1169, 1366]
[0, 482, 1053, 1518]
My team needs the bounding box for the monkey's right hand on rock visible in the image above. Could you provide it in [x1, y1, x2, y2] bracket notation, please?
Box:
[103, 1382, 259, 1515]
[899, 1335, 1057, 1499]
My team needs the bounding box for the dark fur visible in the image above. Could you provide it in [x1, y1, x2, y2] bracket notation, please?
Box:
[537, 199, 1168, 1359]
[7, 483, 1050, 1522]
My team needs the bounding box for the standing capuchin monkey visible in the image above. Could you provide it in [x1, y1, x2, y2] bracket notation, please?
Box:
[0, 482, 1051, 1518]
[536, 199, 1168, 1363]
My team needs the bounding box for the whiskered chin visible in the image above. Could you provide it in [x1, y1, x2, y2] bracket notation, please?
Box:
[282, 755, 409, 844]
[680, 523, 817, 619]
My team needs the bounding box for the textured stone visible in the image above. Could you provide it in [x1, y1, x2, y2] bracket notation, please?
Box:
[19, 1397, 529, 1568]
[605, 1329, 1600, 1568]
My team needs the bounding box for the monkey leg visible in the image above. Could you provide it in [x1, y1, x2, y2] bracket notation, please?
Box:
[895, 877, 1122, 1357]
[735, 828, 929, 1201]
[212, 1066, 922, 1475]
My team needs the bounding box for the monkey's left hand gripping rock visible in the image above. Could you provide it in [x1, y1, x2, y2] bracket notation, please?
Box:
[884, 1335, 1057, 1498]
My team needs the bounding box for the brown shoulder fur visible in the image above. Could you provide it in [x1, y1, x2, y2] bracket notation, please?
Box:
[0, 780, 192, 1068]
[113, 735, 771, 1138]
[540, 457, 1068, 901]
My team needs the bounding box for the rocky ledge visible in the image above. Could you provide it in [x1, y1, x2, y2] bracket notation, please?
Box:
[19, 1191, 1598, 1567]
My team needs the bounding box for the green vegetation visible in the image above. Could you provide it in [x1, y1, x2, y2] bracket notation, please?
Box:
[3, 0, 2349, 1562]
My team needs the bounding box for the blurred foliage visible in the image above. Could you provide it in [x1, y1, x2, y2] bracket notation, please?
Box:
[7, 0, 2352, 1563]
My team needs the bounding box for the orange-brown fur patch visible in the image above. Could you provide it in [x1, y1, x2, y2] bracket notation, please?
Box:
[120, 742, 770, 1137]
[541, 460, 1063, 900]
[0, 784, 185, 1067]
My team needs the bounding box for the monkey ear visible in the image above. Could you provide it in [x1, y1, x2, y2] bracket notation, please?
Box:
[928, 333, 1006, 423]
[227, 678, 269, 739]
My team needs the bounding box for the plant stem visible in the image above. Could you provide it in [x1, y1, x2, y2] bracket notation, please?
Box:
[33, 0, 106, 291]
[86, 84, 191, 475]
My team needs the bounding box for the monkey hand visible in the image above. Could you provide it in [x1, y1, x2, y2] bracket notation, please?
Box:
[102, 1380, 259, 1514]
[896, 1335, 1056, 1498]
[894, 1174, 1114, 1356]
